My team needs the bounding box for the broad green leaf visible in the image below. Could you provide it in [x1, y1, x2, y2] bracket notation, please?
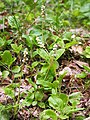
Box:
[8, 16, 20, 29]
[22, 93, 34, 106]
[69, 92, 82, 106]
[48, 94, 64, 111]
[57, 39, 65, 48]
[80, 3, 90, 13]
[22, 34, 33, 49]
[14, 72, 23, 78]
[63, 106, 73, 115]
[59, 93, 69, 105]
[36, 80, 53, 88]
[8, 83, 20, 89]
[35, 91, 44, 101]
[0, 112, 10, 120]
[63, 32, 72, 41]
[83, 46, 90, 58]
[85, 46, 90, 53]
[63, 106, 84, 115]
[55, 49, 65, 60]
[38, 102, 45, 108]
[32, 101, 37, 106]
[40, 109, 57, 120]
[2, 50, 16, 67]
[41, 63, 49, 73]
[69, 92, 82, 100]
[11, 44, 22, 54]
[32, 61, 40, 68]
[52, 81, 59, 88]
[30, 28, 42, 36]
[2, 71, 9, 79]
[12, 66, 20, 73]
[50, 60, 59, 71]
[4, 87, 14, 98]
[6, 40, 12, 45]
[37, 49, 49, 62]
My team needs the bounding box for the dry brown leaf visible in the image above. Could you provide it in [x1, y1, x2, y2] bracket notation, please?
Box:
[73, 60, 89, 68]
[71, 45, 83, 54]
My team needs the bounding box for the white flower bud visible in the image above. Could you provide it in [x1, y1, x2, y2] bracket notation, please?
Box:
[53, 44, 58, 51]
[36, 37, 40, 41]
[0, 71, 2, 76]
[22, 59, 25, 63]
[71, 34, 75, 39]
[41, 5, 45, 10]
[26, 58, 28, 61]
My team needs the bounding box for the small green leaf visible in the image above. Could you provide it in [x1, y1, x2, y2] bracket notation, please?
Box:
[32, 101, 37, 106]
[80, 3, 90, 13]
[40, 109, 57, 120]
[52, 81, 59, 88]
[14, 72, 23, 78]
[12, 66, 20, 73]
[55, 49, 65, 60]
[28, 78, 37, 90]
[32, 61, 40, 68]
[2, 71, 9, 79]
[36, 80, 53, 88]
[69, 92, 82, 100]
[4, 87, 14, 98]
[0, 112, 10, 120]
[59, 114, 69, 119]
[35, 91, 44, 101]
[69, 92, 82, 106]
[0, 37, 5, 47]
[38, 102, 45, 108]
[63, 32, 72, 41]
[76, 72, 87, 78]
[37, 49, 49, 62]
[65, 40, 77, 49]
[22, 34, 33, 49]
[59, 93, 69, 105]
[2, 50, 16, 67]
[83, 46, 90, 58]
[11, 44, 22, 54]
[83, 65, 90, 72]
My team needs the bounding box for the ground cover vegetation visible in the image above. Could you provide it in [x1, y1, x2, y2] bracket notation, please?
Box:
[0, 0, 90, 120]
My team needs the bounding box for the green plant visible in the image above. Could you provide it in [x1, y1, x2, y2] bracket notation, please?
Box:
[83, 46, 90, 58]
[0, 83, 20, 119]
[0, 50, 16, 68]
[0, 0, 89, 119]
[0, 37, 12, 49]
[11, 44, 22, 54]
[40, 92, 83, 120]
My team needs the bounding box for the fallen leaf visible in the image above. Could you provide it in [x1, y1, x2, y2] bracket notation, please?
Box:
[73, 60, 89, 68]
[71, 45, 83, 54]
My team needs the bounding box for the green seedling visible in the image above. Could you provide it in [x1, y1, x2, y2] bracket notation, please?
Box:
[1, 50, 16, 68]
[11, 44, 22, 54]
[40, 92, 83, 120]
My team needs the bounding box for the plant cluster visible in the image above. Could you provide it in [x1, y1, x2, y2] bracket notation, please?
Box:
[0, 0, 90, 120]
